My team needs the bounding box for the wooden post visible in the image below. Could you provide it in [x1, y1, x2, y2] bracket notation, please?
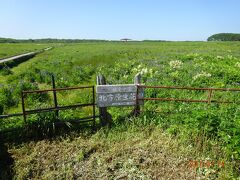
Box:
[97, 75, 112, 126]
[52, 75, 59, 121]
[207, 89, 213, 104]
[21, 92, 27, 124]
[92, 86, 96, 127]
[133, 73, 141, 116]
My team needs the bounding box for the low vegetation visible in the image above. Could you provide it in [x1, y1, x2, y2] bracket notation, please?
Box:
[0, 43, 50, 59]
[1, 41, 240, 178]
[9, 121, 232, 179]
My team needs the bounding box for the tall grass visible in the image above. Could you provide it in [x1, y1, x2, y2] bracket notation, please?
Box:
[1, 41, 240, 177]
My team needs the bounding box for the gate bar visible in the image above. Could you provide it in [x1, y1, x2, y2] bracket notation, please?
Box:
[138, 85, 240, 92]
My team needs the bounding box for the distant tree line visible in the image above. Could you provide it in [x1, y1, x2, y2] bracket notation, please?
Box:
[0, 37, 171, 43]
[142, 40, 168, 42]
[0, 38, 111, 43]
[207, 33, 240, 41]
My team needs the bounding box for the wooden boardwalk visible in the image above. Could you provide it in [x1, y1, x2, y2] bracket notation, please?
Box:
[0, 47, 52, 64]
[0, 52, 36, 64]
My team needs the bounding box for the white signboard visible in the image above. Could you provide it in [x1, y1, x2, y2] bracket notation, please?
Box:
[97, 85, 143, 107]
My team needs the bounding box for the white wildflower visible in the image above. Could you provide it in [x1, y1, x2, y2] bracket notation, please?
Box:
[193, 72, 212, 80]
[169, 60, 183, 69]
[132, 64, 144, 73]
[123, 74, 128, 79]
[140, 68, 148, 75]
[235, 62, 240, 68]
[228, 55, 233, 59]
[137, 64, 144, 69]
[132, 63, 154, 77]
[217, 56, 224, 59]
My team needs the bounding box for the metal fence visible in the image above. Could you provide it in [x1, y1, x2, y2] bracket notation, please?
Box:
[0, 85, 98, 129]
[137, 85, 240, 104]
[22, 86, 97, 125]
[2, 78, 240, 132]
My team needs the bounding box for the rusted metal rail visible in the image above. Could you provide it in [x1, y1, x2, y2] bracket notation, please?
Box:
[137, 85, 240, 104]
[139, 85, 240, 91]
[1, 82, 240, 127]
[21, 85, 97, 124]
[0, 85, 98, 128]
[0, 113, 24, 119]
[21, 86, 93, 94]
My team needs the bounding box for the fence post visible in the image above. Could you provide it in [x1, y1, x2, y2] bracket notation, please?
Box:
[208, 89, 213, 104]
[51, 75, 59, 121]
[21, 92, 27, 124]
[97, 75, 112, 126]
[92, 86, 96, 127]
[132, 73, 141, 116]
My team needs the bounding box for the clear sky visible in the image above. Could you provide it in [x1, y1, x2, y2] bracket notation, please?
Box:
[0, 0, 239, 41]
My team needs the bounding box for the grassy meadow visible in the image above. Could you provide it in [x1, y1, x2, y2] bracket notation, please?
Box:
[0, 43, 50, 59]
[1, 41, 240, 179]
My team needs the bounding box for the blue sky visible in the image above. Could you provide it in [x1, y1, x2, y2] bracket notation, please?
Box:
[0, 0, 239, 41]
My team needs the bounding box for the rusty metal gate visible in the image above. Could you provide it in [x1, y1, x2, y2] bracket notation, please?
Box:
[20, 85, 97, 126]
[0, 79, 98, 133]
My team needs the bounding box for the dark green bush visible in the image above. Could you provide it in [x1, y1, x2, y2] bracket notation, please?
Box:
[208, 33, 240, 41]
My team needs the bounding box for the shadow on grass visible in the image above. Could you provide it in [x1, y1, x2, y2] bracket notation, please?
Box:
[0, 119, 99, 145]
[0, 140, 14, 180]
[0, 54, 36, 70]
[0, 119, 100, 179]
[0, 112, 139, 179]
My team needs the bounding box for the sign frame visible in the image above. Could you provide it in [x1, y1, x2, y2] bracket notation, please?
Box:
[97, 84, 144, 107]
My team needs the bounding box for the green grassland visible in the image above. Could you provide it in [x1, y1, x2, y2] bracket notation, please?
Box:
[0, 43, 50, 59]
[1, 41, 240, 179]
